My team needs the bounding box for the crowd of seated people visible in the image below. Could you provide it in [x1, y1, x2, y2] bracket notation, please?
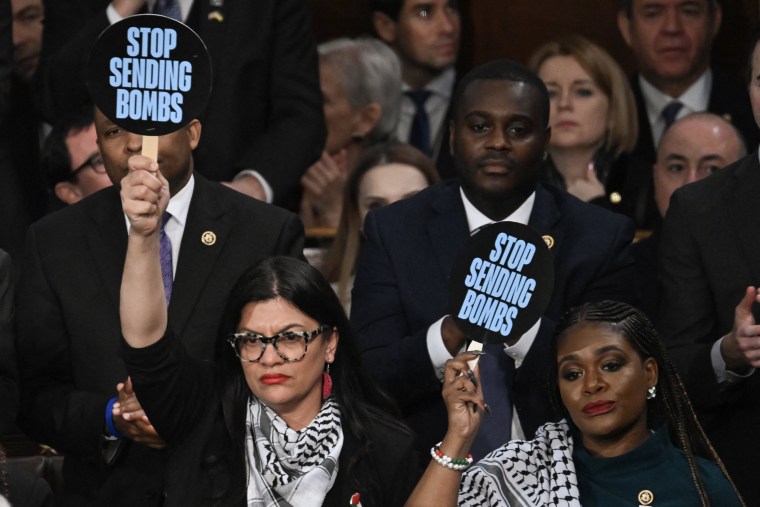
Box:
[2, 0, 760, 505]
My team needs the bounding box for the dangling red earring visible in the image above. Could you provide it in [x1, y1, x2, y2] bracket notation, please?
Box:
[322, 363, 333, 399]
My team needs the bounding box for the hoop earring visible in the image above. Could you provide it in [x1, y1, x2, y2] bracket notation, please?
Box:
[322, 363, 333, 399]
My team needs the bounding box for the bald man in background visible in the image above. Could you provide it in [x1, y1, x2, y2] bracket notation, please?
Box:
[633, 112, 745, 322]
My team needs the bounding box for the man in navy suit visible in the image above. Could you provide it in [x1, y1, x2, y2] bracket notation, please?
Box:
[15, 108, 304, 505]
[352, 60, 636, 461]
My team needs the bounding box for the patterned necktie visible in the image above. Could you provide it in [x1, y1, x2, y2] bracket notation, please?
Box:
[469, 342, 514, 461]
[154, 0, 181, 20]
[160, 212, 173, 305]
[406, 90, 433, 157]
[661, 101, 683, 130]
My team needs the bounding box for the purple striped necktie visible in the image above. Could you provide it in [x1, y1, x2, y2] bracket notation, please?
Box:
[160, 212, 173, 305]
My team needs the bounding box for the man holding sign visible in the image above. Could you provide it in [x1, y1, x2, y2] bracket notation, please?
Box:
[16, 107, 304, 507]
[352, 59, 637, 462]
[36, 0, 325, 210]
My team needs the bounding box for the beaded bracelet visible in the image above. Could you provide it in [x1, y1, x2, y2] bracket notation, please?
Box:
[430, 442, 473, 471]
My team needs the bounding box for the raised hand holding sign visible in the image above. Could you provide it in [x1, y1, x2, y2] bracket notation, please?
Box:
[448, 222, 554, 345]
[86, 14, 211, 160]
[448, 222, 554, 457]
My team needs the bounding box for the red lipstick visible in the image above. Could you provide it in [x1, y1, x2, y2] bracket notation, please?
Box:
[582, 400, 615, 415]
[260, 374, 290, 385]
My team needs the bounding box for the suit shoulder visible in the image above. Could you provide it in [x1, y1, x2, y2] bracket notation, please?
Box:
[369, 180, 456, 222]
[710, 68, 749, 96]
[545, 184, 633, 231]
[671, 154, 748, 205]
[30, 187, 116, 234]
[206, 180, 297, 223]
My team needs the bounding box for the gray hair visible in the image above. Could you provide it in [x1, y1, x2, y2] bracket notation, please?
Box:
[318, 37, 401, 143]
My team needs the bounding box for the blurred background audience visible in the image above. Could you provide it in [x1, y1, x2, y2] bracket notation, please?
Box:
[320, 140, 438, 311]
[300, 37, 401, 229]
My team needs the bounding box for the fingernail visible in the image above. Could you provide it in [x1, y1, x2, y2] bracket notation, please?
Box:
[469, 351, 487, 356]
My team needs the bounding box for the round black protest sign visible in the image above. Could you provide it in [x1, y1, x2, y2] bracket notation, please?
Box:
[86, 14, 212, 136]
[448, 222, 554, 344]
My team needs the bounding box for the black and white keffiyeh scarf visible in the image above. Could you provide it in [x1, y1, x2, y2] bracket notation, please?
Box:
[245, 397, 343, 506]
[459, 420, 581, 506]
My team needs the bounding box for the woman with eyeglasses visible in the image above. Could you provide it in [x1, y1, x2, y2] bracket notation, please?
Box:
[117, 165, 419, 506]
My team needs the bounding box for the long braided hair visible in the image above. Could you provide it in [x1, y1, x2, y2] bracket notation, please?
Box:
[549, 301, 744, 507]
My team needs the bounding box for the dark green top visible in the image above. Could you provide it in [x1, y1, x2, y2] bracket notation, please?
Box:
[573, 426, 741, 506]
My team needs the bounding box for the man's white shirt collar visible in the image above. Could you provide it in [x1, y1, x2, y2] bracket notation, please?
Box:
[460, 187, 535, 232]
[401, 66, 456, 100]
[639, 69, 712, 146]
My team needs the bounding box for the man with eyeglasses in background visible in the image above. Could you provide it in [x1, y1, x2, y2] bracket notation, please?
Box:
[41, 106, 112, 209]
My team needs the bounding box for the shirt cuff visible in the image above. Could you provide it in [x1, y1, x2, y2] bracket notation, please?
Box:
[502, 318, 541, 369]
[234, 170, 273, 203]
[711, 336, 755, 384]
[106, 3, 124, 24]
[427, 317, 463, 380]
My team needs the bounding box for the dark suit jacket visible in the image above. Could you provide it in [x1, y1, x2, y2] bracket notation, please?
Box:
[0, 249, 18, 435]
[15, 175, 304, 506]
[123, 332, 420, 507]
[0, 1, 43, 275]
[36, 0, 325, 210]
[659, 153, 760, 505]
[632, 226, 660, 325]
[620, 70, 759, 229]
[351, 180, 636, 456]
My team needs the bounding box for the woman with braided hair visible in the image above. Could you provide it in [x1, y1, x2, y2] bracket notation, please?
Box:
[406, 301, 743, 506]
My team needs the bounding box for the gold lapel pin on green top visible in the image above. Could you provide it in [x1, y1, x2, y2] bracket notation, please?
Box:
[448, 222, 554, 348]
[86, 14, 212, 161]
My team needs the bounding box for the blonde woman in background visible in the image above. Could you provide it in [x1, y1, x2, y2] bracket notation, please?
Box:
[528, 35, 638, 214]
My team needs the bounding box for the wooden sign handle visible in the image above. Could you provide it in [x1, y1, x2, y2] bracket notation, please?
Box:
[142, 135, 158, 162]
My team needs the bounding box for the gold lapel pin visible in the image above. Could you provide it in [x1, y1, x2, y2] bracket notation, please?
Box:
[201, 231, 217, 246]
[638, 489, 654, 506]
[208, 11, 224, 22]
[542, 235, 554, 249]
